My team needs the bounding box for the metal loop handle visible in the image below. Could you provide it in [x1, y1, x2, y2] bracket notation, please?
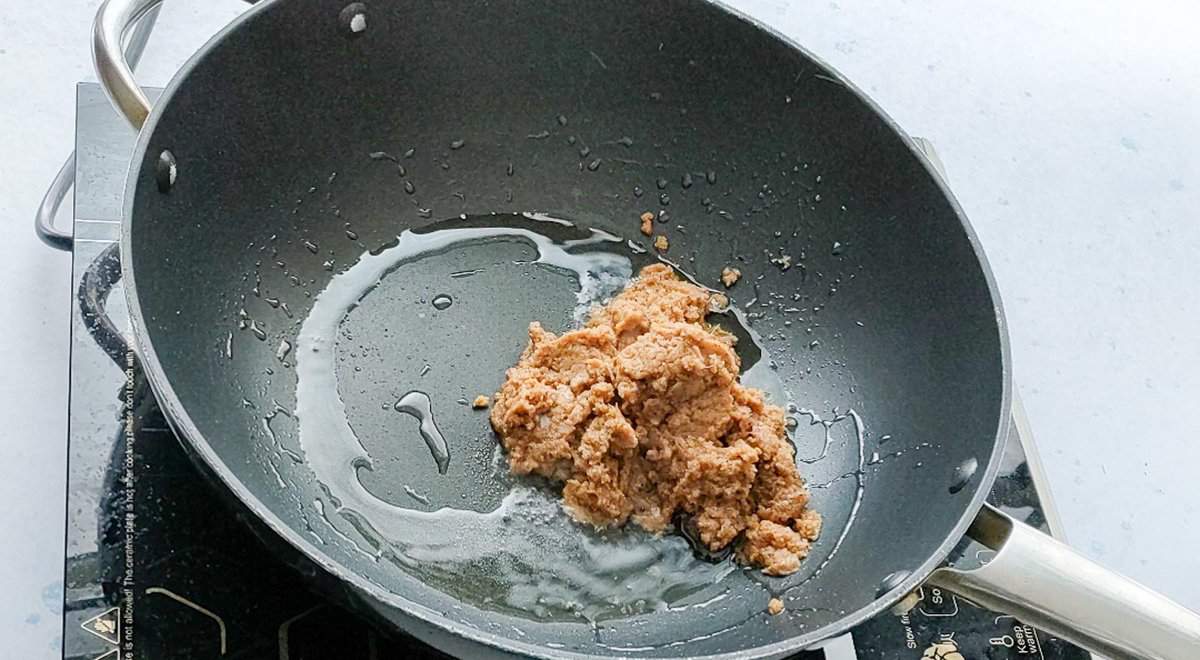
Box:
[93, 0, 164, 131]
[34, 154, 78, 250]
[34, 4, 159, 250]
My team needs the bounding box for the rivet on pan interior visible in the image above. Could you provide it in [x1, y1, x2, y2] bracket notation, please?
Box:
[948, 456, 980, 494]
[878, 570, 919, 615]
[876, 569, 912, 599]
[339, 2, 368, 36]
[155, 149, 177, 193]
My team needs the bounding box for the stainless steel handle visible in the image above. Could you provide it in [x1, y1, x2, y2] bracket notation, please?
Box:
[93, 0, 164, 130]
[35, 4, 159, 250]
[929, 504, 1200, 659]
[93, 0, 260, 130]
[34, 154, 78, 251]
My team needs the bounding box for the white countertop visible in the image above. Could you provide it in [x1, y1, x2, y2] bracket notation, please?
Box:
[2, 0, 1197, 655]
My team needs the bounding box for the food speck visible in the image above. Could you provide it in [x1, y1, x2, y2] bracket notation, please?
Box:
[490, 264, 821, 575]
[472, 395, 491, 409]
[721, 267, 742, 288]
[768, 597, 784, 615]
[708, 293, 730, 313]
[654, 235, 670, 252]
[640, 211, 655, 237]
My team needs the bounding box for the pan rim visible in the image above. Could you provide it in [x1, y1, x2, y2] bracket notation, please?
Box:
[119, 0, 1012, 657]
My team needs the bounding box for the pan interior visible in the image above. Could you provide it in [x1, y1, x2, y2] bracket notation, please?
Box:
[125, 0, 1005, 656]
[297, 213, 751, 623]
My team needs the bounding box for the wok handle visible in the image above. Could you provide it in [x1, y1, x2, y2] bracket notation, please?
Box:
[35, 4, 160, 250]
[34, 153, 77, 251]
[928, 503, 1200, 659]
[92, 0, 164, 130]
[92, 0, 261, 131]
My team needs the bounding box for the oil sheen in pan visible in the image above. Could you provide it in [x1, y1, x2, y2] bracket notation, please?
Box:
[287, 212, 863, 622]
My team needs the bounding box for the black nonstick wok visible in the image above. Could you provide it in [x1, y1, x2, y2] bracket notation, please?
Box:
[90, 0, 1200, 657]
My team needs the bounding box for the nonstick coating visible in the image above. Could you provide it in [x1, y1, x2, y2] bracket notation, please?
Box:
[122, 0, 1007, 657]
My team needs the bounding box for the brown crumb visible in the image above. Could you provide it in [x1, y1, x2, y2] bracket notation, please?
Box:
[490, 264, 820, 575]
[768, 597, 784, 616]
[653, 235, 669, 251]
[639, 211, 655, 236]
[721, 267, 742, 288]
[708, 293, 730, 313]
[472, 395, 490, 409]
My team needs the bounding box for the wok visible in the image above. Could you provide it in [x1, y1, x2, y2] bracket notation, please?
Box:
[82, 0, 1200, 657]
